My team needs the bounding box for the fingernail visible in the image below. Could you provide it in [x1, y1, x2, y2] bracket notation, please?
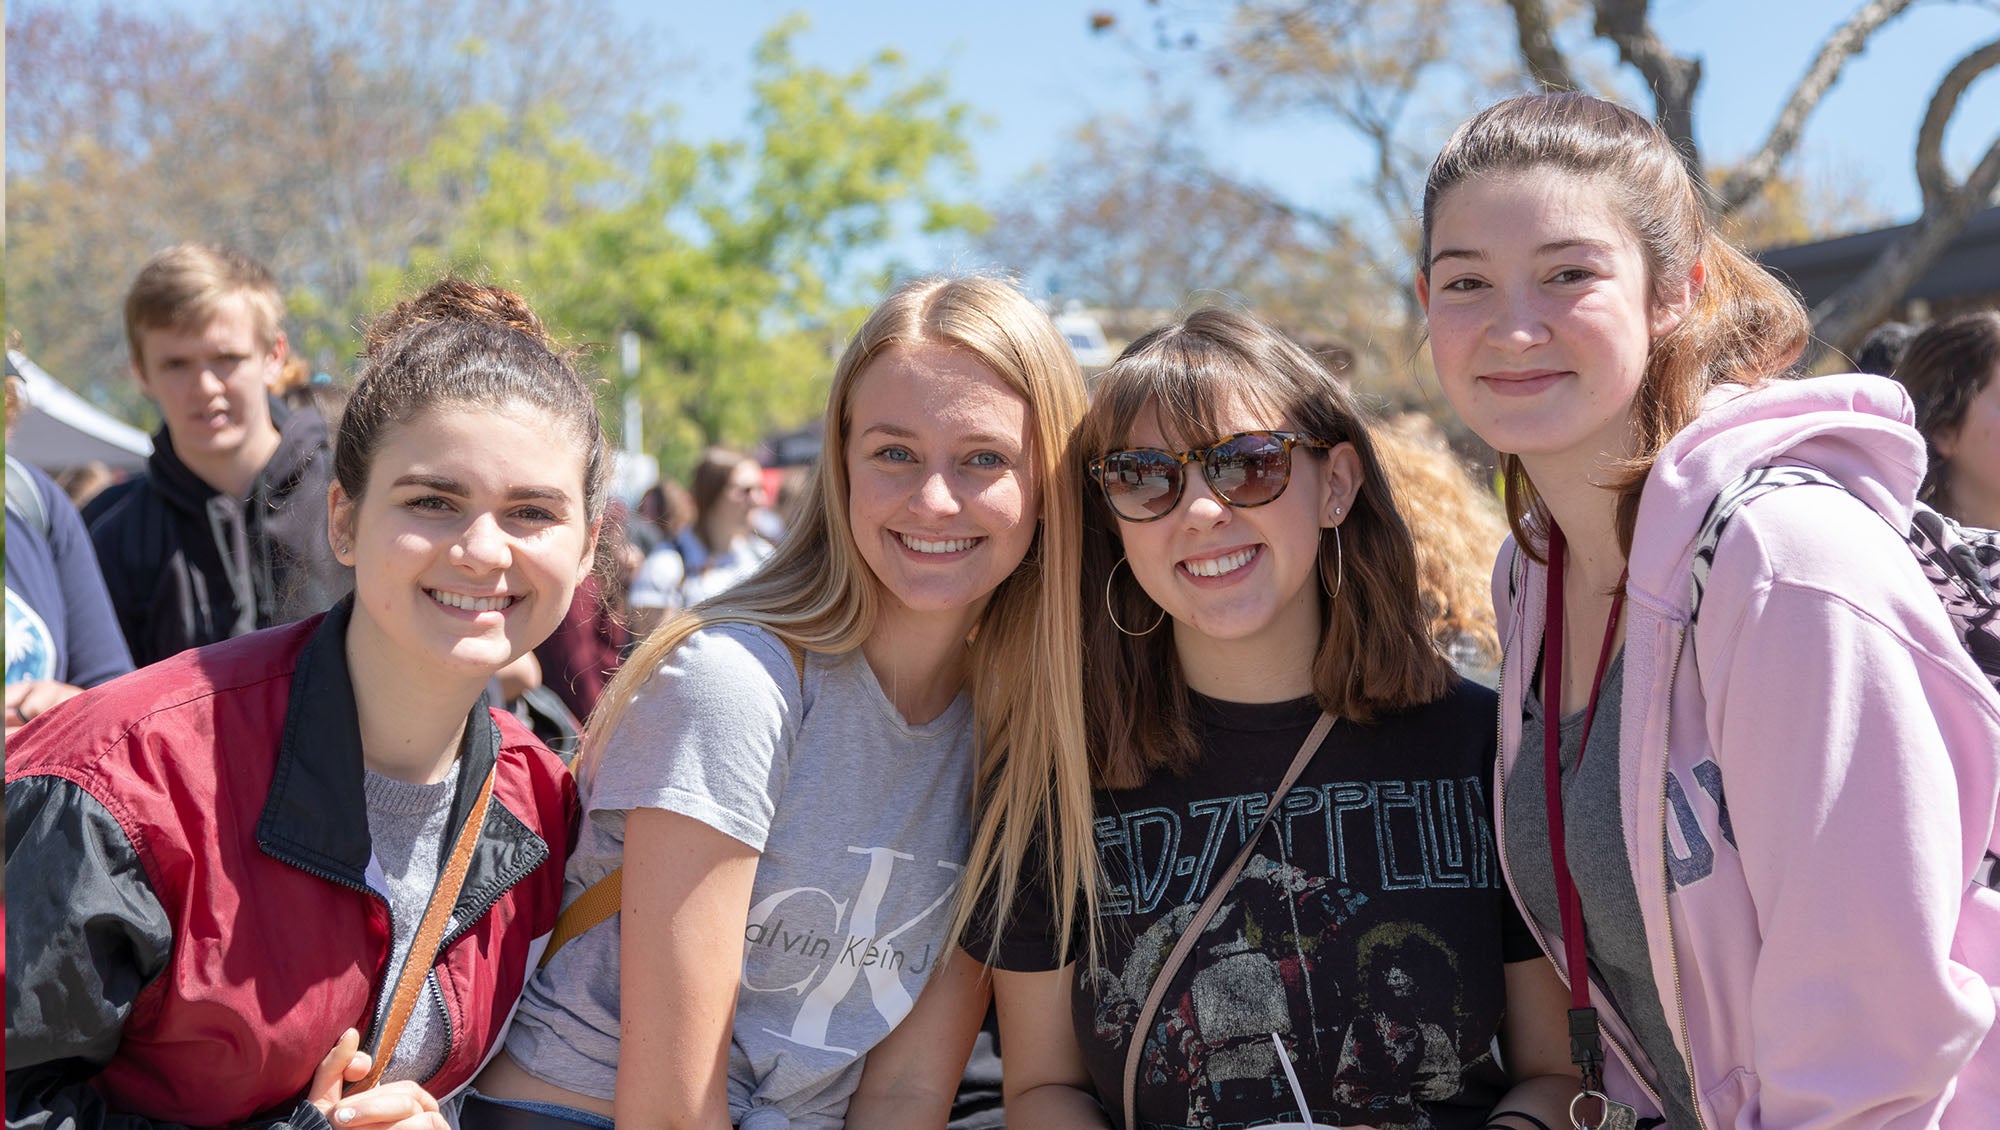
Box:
[337, 1109, 356, 1124]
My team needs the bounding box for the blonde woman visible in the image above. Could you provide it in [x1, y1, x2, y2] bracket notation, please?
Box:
[471, 275, 1096, 1130]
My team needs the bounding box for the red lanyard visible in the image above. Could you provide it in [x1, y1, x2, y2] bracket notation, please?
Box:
[1541, 523, 1626, 1095]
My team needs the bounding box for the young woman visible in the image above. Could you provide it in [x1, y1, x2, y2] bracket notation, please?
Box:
[982, 307, 1577, 1130]
[1416, 92, 2000, 1128]
[470, 274, 1092, 1130]
[1896, 310, 2000, 530]
[626, 446, 774, 625]
[5, 279, 601, 1128]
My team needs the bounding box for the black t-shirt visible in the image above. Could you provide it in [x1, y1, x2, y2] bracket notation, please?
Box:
[986, 680, 1539, 1130]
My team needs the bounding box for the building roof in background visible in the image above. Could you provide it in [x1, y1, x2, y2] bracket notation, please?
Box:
[1757, 204, 2000, 308]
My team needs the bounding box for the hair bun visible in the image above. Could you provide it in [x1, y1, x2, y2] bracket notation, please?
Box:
[363, 277, 556, 357]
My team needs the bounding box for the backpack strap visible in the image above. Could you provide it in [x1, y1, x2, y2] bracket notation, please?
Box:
[1688, 465, 1844, 624]
[1692, 465, 2000, 693]
[539, 637, 809, 968]
[1692, 466, 2000, 891]
[4, 454, 51, 541]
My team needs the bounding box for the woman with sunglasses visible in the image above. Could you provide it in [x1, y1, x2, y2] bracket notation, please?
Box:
[974, 307, 1577, 1130]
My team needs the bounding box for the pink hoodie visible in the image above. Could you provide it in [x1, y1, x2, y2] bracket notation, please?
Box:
[1491, 374, 2000, 1129]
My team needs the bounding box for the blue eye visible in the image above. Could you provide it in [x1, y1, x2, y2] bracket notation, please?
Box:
[877, 446, 916, 464]
[969, 451, 1007, 469]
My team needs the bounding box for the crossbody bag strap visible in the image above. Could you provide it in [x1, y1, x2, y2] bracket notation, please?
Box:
[540, 638, 809, 968]
[351, 761, 497, 1092]
[1120, 710, 1336, 1130]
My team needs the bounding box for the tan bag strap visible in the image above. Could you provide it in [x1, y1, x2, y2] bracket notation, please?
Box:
[1120, 711, 1335, 1130]
[352, 761, 497, 1093]
[540, 639, 808, 969]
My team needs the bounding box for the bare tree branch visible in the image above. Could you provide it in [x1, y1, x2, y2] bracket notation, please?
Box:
[1719, 0, 1918, 214]
[1810, 36, 2000, 362]
[1592, 0, 1704, 180]
[1917, 35, 2000, 210]
[1505, 0, 1580, 91]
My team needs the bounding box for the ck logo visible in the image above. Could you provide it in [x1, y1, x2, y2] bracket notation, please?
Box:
[742, 846, 960, 1054]
[1666, 759, 1737, 891]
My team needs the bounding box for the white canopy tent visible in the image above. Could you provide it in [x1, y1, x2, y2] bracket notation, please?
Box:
[6, 350, 153, 474]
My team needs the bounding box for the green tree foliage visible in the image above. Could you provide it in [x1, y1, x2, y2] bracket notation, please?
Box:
[7, 7, 985, 470]
[393, 19, 985, 473]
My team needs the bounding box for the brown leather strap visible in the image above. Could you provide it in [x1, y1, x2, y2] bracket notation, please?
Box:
[1121, 711, 1335, 1130]
[540, 637, 809, 969]
[352, 761, 497, 1092]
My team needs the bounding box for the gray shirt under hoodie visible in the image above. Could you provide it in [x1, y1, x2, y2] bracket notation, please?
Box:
[503, 624, 976, 1130]
[1505, 651, 1701, 1129]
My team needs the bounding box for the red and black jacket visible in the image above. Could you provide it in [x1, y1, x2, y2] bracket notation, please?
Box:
[5, 602, 580, 1130]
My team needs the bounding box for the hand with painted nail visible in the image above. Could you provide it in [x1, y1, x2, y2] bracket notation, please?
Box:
[326, 1080, 446, 1130]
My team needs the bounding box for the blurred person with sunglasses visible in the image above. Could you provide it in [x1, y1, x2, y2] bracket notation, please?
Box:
[626, 447, 774, 630]
[969, 307, 1577, 1130]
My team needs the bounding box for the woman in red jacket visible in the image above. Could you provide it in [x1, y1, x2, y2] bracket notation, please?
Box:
[5, 279, 601, 1130]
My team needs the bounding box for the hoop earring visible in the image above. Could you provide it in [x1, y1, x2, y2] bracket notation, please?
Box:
[1319, 521, 1344, 601]
[1106, 557, 1166, 637]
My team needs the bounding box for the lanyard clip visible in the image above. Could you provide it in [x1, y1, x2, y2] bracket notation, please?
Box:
[1568, 1006, 1604, 1092]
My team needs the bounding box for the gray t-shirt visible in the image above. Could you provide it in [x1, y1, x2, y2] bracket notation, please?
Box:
[504, 624, 976, 1130]
[362, 757, 463, 1087]
[1505, 650, 1699, 1129]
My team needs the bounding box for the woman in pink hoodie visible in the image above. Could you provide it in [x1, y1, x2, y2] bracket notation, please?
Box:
[1415, 92, 2000, 1129]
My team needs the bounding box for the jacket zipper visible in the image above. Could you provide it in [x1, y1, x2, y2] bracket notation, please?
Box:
[276, 853, 402, 1051]
[1656, 632, 1711, 1130]
[1495, 584, 1664, 1115]
[277, 799, 548, 1080]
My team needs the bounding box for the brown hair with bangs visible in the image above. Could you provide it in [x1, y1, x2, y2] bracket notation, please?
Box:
[1075, 307, 1452, 789]
[1419, 92, 1811, 561]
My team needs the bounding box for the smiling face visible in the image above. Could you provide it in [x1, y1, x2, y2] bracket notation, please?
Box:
[131, 293, 283, 475]
[844, 343, 1040, 635]
[1418, 169, 1685, 475]
[1112, 394, 1354, 662]
[330, 400, 597, 695]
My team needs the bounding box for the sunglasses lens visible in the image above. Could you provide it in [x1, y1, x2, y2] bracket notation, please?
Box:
[1098, 450, 1182, 520]
[1206, 433, 1292, 506]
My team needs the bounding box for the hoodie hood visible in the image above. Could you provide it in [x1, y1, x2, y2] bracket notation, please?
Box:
[1626, 372, 1925, 613]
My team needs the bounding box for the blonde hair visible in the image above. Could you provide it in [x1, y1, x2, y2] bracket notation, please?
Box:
[1371, 415, 1505, 672]
[124, 243, 286, 367]
[1420, 93, 1811, 561]
[580, 275, 1097, 964]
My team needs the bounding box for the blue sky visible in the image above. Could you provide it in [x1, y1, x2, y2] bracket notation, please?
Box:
[630, 0, 1998, 256]
[81, 0, 2000, 272]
